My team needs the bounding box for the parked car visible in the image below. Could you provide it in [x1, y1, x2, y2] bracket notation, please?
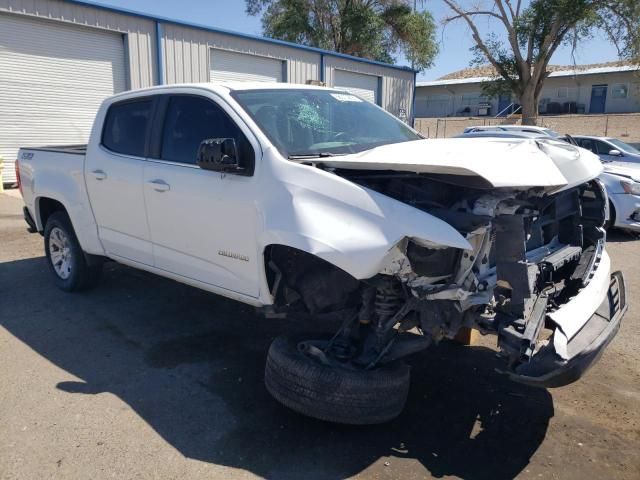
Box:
[599, 162, 640, 232]
[456, 131, 547, 140]
[573, 135, 640, 164]
[16, 83, 626, 425]
[462, 125, 562, 137]
[456, 130, 579, 145]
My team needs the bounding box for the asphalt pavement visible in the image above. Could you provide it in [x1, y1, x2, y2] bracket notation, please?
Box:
[1, 190, 639, 480]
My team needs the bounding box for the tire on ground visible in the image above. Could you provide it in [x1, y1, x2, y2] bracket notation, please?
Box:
[265, 335, 411, 424]
[44, 211, 102, 292]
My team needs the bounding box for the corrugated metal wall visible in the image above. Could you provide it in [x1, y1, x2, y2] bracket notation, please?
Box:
[161, 23, 320, 85]
[0, 0, 414, 119]
[0, 0, 157, 88]
[324, 56, 414, 119]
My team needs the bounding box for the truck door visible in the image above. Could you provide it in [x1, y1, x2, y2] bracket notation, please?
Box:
[142, 93, 261, 298]
[85, 97, 154, 265]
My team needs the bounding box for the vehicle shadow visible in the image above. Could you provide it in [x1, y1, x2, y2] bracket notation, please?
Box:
[607, 229, 640, 243]
[0, 258, 553, 480]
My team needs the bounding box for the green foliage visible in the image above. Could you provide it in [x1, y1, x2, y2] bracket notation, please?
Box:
[245, 0, 438, 71]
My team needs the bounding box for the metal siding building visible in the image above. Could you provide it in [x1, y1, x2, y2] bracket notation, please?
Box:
[0, 0, 415, 183]
[415, 65, 640, 118]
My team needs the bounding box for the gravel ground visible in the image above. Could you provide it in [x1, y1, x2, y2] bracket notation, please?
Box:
[1, 190, 639, 480]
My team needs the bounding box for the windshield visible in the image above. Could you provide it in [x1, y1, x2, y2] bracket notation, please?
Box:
[608, 138, 640, 154]
[231, 89, 420, 157]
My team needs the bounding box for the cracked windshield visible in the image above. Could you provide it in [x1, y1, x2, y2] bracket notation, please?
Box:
[232, 89, 420, 157]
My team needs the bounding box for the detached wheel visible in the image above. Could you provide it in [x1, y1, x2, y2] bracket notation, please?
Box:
[265, 335, 410, 424]
[44, 211, 102, 292]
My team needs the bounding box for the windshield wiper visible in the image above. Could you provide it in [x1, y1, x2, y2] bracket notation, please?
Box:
[287, 152, 347, 160]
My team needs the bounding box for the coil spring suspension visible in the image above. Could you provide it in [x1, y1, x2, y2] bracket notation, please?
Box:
[374, 284, 403, 324]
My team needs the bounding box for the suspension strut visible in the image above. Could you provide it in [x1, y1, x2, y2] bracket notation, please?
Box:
[373, 279, 404, 347]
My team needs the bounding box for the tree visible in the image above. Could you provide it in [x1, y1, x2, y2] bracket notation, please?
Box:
[245, 0, 438, 71]
[442, 0, 640, 124]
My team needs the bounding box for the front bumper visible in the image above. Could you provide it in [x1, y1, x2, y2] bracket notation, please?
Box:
[508, 256, 627, 388]
[611, 193, 640, 232]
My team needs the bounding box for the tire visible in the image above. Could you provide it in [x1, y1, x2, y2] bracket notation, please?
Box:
[265, 335, 411, 425]
[44, 211, 102, 292]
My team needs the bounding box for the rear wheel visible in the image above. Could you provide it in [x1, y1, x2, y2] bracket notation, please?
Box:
[44, 211, 102, 292]
[265, 335, 411, 424]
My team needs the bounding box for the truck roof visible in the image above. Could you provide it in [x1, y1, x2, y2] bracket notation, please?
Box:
[108, 82, 336, 101]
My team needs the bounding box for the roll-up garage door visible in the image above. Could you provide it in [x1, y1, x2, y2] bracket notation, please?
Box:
[0, 14, 127, 183]
[210, 49, 284, 83]
[333, 70, 379, 104]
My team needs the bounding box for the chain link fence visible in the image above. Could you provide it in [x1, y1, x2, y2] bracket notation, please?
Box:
[414, 113, 640, 146]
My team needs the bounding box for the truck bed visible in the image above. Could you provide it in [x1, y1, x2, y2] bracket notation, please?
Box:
[18, 144, 89, 233]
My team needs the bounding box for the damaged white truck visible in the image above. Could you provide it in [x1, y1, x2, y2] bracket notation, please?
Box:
[17, 83, 627, 424]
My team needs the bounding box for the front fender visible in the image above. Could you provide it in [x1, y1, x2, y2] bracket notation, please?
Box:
[258, 157, 471, 280]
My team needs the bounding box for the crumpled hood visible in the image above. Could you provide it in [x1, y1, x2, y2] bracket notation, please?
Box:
[321, 138, 603, 189]
[603, 161, 640, 182]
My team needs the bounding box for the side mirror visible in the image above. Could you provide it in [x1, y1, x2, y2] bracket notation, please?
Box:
[608, 149, 622, 157]
[196, 138, 241, 172]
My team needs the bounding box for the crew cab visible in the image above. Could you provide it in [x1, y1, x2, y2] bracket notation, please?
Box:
[16, 83, 627, 424]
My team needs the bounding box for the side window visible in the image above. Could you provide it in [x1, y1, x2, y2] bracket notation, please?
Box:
[102, 99, 152, 157]
[595, 141, 613, 155]
[579, 139, 597, 154]
[160, 95, 254, 169]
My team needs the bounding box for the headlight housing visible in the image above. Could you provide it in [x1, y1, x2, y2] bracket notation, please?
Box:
[620, 180, 640, 195]
[406, 241, 460, 278]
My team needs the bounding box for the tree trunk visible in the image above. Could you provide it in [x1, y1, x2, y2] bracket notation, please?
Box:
[519, 84, 539, 125]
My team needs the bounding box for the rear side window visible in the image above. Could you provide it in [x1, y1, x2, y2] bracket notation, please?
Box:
[160, 95, 253, 167]
[102, 99, 152, 157]
[594, 141, 613, 154]
[578, 138, 597, 154]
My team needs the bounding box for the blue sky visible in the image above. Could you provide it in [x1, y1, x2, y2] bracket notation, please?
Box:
[89, 0, 621, 80]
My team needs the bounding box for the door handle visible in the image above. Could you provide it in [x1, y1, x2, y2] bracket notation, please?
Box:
[147, 179, 170, 192]
[91, 169, 107, 181]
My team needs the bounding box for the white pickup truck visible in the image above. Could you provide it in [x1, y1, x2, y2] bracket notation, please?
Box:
[17, 83, 627, 424]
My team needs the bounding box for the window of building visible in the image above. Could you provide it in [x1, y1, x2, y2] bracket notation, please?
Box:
[612, 83, 628, 99]
[461, 93, 488, 104]
[102, 99, 152, 157]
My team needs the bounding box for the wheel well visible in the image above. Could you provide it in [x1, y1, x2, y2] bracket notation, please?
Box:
[263, 244, 361, 314]
[37, 198, 66, 230]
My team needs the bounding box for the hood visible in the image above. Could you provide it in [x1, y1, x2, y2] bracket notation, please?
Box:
[321, 138, 603, 190]
[603, 161, 640, 182]
[620, 151, 640, 160]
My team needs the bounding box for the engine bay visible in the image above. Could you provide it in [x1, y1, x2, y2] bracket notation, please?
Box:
[337, 170, 609, 370]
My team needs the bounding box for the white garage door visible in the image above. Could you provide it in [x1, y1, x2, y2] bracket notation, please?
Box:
[210, 49, 284, 83]
[0, 14, 126, 184]
[333, 70, 379, 104]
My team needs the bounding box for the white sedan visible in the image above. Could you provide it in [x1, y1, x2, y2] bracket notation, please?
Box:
[599, 162, 640, 232]
[574, 135, 640, 164]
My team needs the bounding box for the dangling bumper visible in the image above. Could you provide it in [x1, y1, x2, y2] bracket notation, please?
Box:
[508, 259, 627, 388]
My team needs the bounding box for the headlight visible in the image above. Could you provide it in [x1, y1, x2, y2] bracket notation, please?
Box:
[620, 180, 640, 195]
